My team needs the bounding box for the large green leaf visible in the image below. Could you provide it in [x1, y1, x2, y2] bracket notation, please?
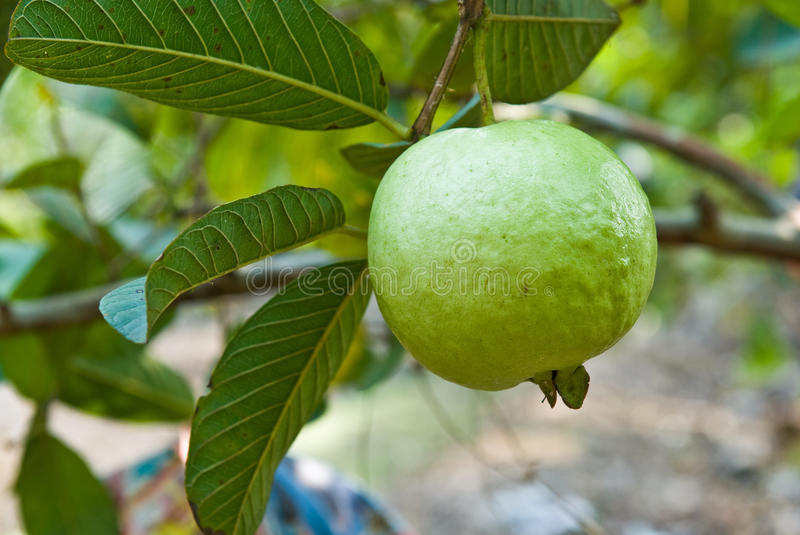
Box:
[186, 260, 370, 535]
[3, 157, 84, 192]
[66, 353, 195, 421]
[485, 0, 619, 104]
[0, 319, 191, 421]
[100, 185, 346, 343]
[16, 431, 119, 535]
[5, 0, 389, 131]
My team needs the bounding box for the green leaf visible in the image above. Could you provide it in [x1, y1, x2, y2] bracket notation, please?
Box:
[438, 93, 483, 130]
[16, 431, 119, 535]
[186, 260, 370, 535]
[100, 185, 346, 343]
[485, 0, 619, 104]
[11, 232, 117, 299]
[6, 0, 389, 131]
[0, 240, 45, 299]
[340, 141, 411, 177]
[26, 188, 95, 243]
[0, 0, 14, 85]
[410, 18, 475, 95]
[0, 334, 59, 401]
[738, 315, 791, 384]
[340, 95, 482, 176]
[767, 94, 800, 144]
[66, 353, 194, 421]
[3, 157, 84, 192]
[763, 0, 800, 27]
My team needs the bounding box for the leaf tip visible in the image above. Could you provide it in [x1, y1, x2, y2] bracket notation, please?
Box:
[98, 277, 148, 344]
[189, 501, 229, 535]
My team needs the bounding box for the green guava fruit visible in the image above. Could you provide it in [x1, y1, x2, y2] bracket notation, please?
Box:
[367, 120, 657, 408]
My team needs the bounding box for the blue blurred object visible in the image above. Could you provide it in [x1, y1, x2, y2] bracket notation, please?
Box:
[267, 457, 411, 535]
[106, 444, 415, 535]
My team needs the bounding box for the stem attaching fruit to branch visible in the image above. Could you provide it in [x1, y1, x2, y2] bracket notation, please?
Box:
[411, 0, 486, 140]
[473, 10, 495, 126]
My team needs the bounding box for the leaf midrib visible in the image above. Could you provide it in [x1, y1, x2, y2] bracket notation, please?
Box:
[145, 226, 343, 337]
[487, 14, 618, 24]
[5, 36, 389, 126]
[71, 357, 191, 417]
[230, 266, 366, 535]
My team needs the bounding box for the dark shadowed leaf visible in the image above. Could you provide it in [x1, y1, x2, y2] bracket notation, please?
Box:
[100, 185, 346, 343]
[340, 94, 482, 176]
[485, 0, 619, 103]
[0, 334, 59, 401]
[340, 141, 411, 176]
[16, 431, 119, 535]
[3, 157, 84, 192]
[186, 260, 370, 535]
[66, 353, 194, 421]
[410, 17, 475, 95]
[6, 0, 389, 130]
[0, 0, 14, 85]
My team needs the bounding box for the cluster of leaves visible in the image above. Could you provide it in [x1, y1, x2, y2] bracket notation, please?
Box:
[2, 0, 799, 534]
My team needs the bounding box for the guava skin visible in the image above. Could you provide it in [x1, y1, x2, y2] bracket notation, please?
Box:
[368, 120, 657, 392]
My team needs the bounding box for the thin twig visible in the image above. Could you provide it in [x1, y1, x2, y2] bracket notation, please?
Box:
[3, 208, 798, 336]
[339, 225, 368, 240]
[411, 0, 486, 139]
[655, 206, 800, 260]
[0, 267, 305, 336]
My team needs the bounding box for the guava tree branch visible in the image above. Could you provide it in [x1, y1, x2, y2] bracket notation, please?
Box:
[0, 268, 303, 336]
[537, 93, 792, 217]
[2, 208, 799, 336]
[655, 198, 800, 260]
[411, 0, 485, 139]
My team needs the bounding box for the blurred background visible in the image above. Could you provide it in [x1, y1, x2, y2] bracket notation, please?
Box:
[2, 0, 800, 534]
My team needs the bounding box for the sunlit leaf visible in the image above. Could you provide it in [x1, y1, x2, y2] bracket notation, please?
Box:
[6, 0, 389, 130]
[16, 431, 119, 535]
[186, 260, 370, 535]
[100, 185, 347, 343]
[485, 0, 619, 103]
[763, 0, 800, 27]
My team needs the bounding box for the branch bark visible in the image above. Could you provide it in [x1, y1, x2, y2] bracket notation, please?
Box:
[535, 93, 792, 217]
[655, 208, 800, 260]
[0, 268, 306, 336]
[2, 209, 799, 337]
